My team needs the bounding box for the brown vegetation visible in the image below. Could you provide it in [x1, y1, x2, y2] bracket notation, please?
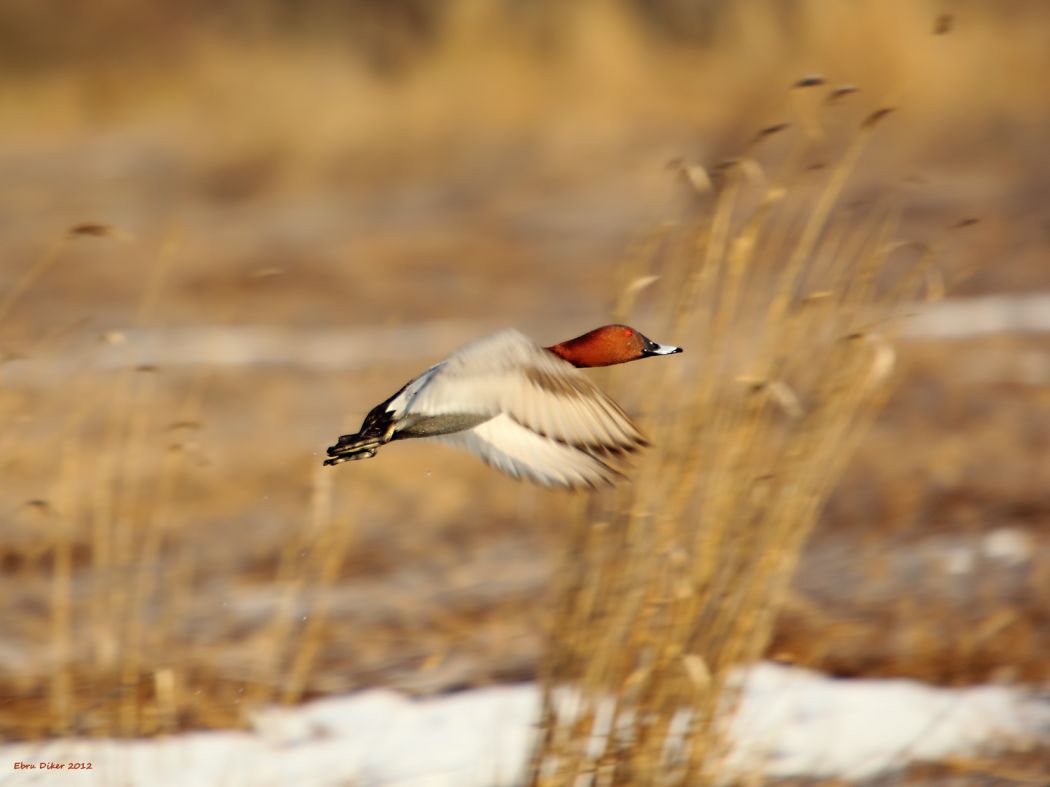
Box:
[0, 1, 1047, 782]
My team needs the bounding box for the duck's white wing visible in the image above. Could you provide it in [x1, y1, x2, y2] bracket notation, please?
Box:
[407, 329, 647, 487]
[439, 414, 623, 488]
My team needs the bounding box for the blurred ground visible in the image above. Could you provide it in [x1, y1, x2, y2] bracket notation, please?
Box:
[0, 0, 1048, 760]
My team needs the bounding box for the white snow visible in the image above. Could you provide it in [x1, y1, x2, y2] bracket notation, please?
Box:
[3, 664, 1047, 786]
[722, 664, 1048, 780]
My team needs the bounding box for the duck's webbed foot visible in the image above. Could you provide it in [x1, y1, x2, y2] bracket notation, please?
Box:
[325, 398, 400, 467]
[324, 434, 382, 466]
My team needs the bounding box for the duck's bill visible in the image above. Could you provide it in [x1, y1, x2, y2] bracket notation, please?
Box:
[643, 341, 683, 356]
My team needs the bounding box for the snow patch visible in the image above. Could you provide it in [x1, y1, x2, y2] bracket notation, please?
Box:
[3, 664, 1046, 786]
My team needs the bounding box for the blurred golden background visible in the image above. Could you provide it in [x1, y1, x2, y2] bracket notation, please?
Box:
[0, 0, 1047, 780]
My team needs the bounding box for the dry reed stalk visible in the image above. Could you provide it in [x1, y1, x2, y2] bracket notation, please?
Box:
[138, 368, 217, 734]
[114, 365, 163, 735]
[15, 227, 184, 737]
[63, 230, 268, 736]
[0, 237, 68, 328]
[120, 338, 229, 735]
[107, 233, 180, 736]
[247, 460, 339, 707]
[529, 111, 925, 786]
[87, 361, 138, 695]
[248, 352, 388, 708]
[281, 465, 355, 704]
[0, 229, 104, 737]
[48, 429, 79, 736]
[117, 403, 194, 737]
[149, 303, 240, 726]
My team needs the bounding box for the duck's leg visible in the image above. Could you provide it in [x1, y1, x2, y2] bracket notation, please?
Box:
[393, 412, 492, 438]
[324, 411, 492, 466]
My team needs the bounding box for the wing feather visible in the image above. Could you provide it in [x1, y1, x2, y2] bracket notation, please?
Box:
[438, 414, 622, 489]
[407, 329, 646, 453]
[396, 329, 648, 487]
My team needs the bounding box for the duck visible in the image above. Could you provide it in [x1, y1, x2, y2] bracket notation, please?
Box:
[324, 325, 682, 488]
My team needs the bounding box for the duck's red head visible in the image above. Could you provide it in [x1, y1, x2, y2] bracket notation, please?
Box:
[546, 325, 683, 368]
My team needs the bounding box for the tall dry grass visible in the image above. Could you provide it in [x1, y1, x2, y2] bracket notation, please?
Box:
[2, 0, 1046, 761]
[529, 99, 939, 785]
[0, 228, 359, 740]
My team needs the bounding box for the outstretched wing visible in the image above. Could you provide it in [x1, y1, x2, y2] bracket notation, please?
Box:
[408, 329, 647, 488]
